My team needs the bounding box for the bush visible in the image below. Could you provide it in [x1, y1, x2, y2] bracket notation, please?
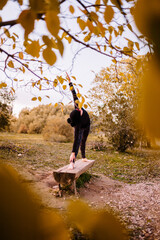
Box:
[17, 124, 28, 134]
[110, 127, 136, 152]
[42, 116, 73, 142]
[91, 136, 108, 151]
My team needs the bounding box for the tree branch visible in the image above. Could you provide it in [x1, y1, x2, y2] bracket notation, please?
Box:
[60, 27, 114, 59]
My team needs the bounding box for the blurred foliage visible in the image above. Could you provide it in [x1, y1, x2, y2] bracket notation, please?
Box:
[67, 200, 128, 240]
[0, 164, 69, 240]
[0, 164, 128, 240]
[133, 0, 160, 138]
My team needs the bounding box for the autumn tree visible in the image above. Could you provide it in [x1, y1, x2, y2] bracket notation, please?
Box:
[90, 57, 146, 151]
[0, 86, 14, 131]
[0, 0, 150, 100]
[10, 104, 73, 134]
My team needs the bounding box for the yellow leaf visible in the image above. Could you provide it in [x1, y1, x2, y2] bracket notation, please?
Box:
[54, 103, 58, 107]
[29, 0, 45, 12]
[118, 25, 124, 35]
[0, 0, 8, 10]
[110, 0, 122, 11]
[135, 42, 140, 50]
[1, 38, 4, 45]
[56, 37, 64, 56]
[38, 96, 42, 102]
[108, 34, 112, 44]
[114, 29, 118, 37]
[18, 9, 36, 37]
[54, 79, 58, 87]
[11, 35, 16, 42]
[0, 82, 7, 88]
[90, 11, 99, 22]
[18, 0, 23, 5]
[22, 66, 25, 73]
[31, 97, 37, 101]
[71, 76, 76, 80]
[13, 32, 18, 38]
[14, 78, 18, 81]
[78, 102, 83, 109]
[84, 104, 88, 109]
[63, 85, 67, 90]
[19, 52, 23, 59]
[128, 40, 134, 49]
[86, 19, 94, 32]
[69, 5, 75, 14]
[108, 26, 113, 34]
[61, 31, 67, 39]
[65, 36, 72, 43]
[43, 47, 57, 65]
[8, 60, 14, 68]
[77, 18, 86, 31]
[13, 44, 16, 50]
[96, 42, 101, 51]
[11, 87, 15, 93]
[81, 96, 85, 104]
[53, 79, 58, 87]
[77, 93, 81, 98]
[4, 28, 10, 38]
[103, 0, 108, 4]
[127, 23, 132, 31]
[70, 86, 73, 91]
[112, 59, 117, 64]
[95, 0, 100, 11]
[97, 21, 106, 36]
[42, 35, 54, 48]
[104, 5, 114, 24]
[58, 76, 64, 84]
[45, 10, 60, 37]
[25, 40, 41, 58]
[48, 0, 59, 12]
[84, 32, 91, 42]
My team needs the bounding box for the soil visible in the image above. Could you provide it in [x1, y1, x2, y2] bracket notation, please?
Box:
[20, 167, 160, 240]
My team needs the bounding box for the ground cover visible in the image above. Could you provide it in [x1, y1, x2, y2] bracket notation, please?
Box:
[0, 132, 160, 239]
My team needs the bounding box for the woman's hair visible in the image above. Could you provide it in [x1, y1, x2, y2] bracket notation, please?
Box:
[67, 109, 80, 127]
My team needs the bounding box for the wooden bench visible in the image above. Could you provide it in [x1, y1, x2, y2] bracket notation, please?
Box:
[53, 159, 95, 196]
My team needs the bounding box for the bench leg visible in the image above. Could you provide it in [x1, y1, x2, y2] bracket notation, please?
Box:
[73, 179, 77, 196]
[58, 183, 63, 197]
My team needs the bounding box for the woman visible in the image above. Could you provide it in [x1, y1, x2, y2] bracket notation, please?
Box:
[67, 75, 90, 169]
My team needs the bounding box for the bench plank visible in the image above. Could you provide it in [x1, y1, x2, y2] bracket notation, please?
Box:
[53, 159, 95, 185]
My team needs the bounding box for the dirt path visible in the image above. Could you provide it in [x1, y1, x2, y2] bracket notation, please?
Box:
[20, 168, 160, 240]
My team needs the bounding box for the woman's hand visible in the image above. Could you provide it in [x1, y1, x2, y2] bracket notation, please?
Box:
[70, 152, 75, 163]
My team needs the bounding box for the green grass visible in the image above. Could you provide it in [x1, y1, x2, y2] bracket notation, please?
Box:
[0, 132, 160, 183]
